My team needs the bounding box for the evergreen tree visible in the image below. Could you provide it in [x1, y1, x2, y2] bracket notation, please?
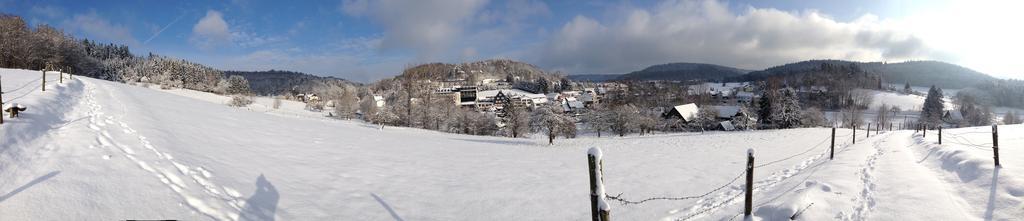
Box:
[772, 88, 803, 128]
[536, 77, 550, 94]
[921, 85, 945, 126]
[756, 89, 775, 128]
[903, 82, 912, 94]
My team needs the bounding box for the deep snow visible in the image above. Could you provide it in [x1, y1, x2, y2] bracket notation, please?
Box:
[1, 68, 1022, 220]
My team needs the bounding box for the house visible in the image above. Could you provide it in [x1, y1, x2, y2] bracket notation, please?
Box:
[477, 89, 548, 109]
[665, 103, 699, 123]
[943, 110, 964, 124]
[735, 92, 755, 104]
[709, 105, 751, 120]
[562, 98, 585, 113]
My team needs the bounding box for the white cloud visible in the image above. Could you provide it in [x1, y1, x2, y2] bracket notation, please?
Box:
[62, 11, 139, 46]
[189, 10, 282, 49]
[190, 10, 232, 49]
[339, 0, 488, 60]
[537, 0, 939, 74]
[891, 0, 1024, 79]
[30, 5, 62, 19]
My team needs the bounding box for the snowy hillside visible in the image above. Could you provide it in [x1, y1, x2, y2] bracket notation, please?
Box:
[1, 68, 1022, 220]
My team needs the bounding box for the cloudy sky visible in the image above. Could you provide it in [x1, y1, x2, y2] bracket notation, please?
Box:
[5, 0, 1022, 82]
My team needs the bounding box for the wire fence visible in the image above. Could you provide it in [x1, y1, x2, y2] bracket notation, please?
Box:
[592, 124, 1009, 220]
[600, 128, 861, 220]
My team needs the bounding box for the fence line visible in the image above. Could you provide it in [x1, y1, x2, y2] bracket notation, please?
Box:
[606, 170, 746, 205]
[600, 128, 862, 220]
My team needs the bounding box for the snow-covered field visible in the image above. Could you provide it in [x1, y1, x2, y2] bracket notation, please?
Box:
[1, 68, 1022, 220]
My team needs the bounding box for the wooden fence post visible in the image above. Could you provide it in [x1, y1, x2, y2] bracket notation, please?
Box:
[59, 68, 63, 83]
[938, 126, 942, 144]
[41, 70, 46, 92]
[745, 149, 754, 217]
[923, 124, 927, 138]
[830, 127, 835, 160]
[993, 125, 1000, 167]
[867, 123, 871, 138]
[853, 124, 856, 144]
[588, 148, 610, 221]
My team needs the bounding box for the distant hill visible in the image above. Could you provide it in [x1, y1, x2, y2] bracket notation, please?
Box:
[617, 62, 750, 82]
[225, 70, 360, 97]
[734, 60, 994, 89]
[868, 61, 994, 89]
[394, 59, 558, 82]
[567, 74, 622, 82]
[375, 59, 567, 93]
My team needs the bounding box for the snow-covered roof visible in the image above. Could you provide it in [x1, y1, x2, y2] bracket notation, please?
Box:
[580, 93, 596, 102]
[945, 110, 964, 121]
[568, 101, 585, 109]
[720, 121, 735, 131]
[546, 93, 560, 100]
[671, 103, 699, 121]
[710, 105, 741, 118]
[478, 89, 547, 100]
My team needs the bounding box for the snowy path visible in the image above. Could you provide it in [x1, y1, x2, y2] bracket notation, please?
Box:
[737, 130, 1023, 220]
[870, 132, 973, 220]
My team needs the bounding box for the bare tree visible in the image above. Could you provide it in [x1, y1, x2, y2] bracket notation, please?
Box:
[334, 86, 359, 119]
[581, 104, 612, 137]
[532, 105, 571, 144]
[610, 105, 638, 137]
[503, 104, 530, 138]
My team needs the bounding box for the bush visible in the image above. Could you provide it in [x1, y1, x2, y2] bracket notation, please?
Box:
[229, 95, 253, 107]
[272, 97, 282, 109]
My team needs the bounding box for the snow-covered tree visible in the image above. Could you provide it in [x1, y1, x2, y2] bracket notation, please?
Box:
[801, 107, 827, 127]
[359, 94, 378, 121]
[692, 105, 720, 130]
[1004, 111, 1021, 125]
[503, 104, 530, 138]
[226, 75, 251, 95]
[771, 88, 803, 129]
[921, 85, 945, 126]
[334, 87, 359, 120]
[610, 105, 638, 137]
[581, 105, 612, 137]
[531, 105, 571, 144]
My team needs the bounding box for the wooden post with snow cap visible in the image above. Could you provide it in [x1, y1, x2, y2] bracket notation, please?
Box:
[588, 147, 610, 221]
[993, 125, 1000, 167]
[830, 126, 835, 160]
[744, 148, 754, 217]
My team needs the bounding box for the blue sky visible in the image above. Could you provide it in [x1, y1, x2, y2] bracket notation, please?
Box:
[4, 0, 1022, 82]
